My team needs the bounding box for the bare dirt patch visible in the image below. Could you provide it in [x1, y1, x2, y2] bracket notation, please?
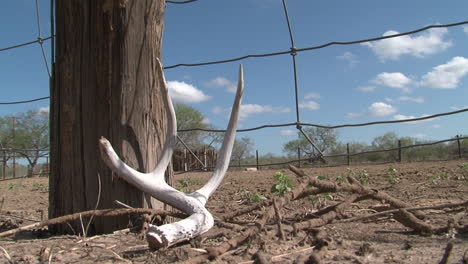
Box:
[1, 160, 467, 263]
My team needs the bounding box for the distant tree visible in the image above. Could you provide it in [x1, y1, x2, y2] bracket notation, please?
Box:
[175, 103, 224, 150]
[283, 127, 338, 157]
[10, 110, 49, 177]
[231, 136, 254, 167]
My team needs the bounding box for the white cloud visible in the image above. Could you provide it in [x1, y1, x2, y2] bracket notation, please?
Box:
[385, 96, 424, 104]
[280, 129, 296, 136]
[363, 28, 452, 60]
[299, 101, 320, 111]
[464, 26, 468, 35]
[336, 51, 359, 65]
[167, 81, 211, 103]
[432, 124, 441, 129]
[414, 133, 428, 139]
[373, 72, 412, 91]
[38, 106, 49, 114]
[357, 86, 377, 92]
[202, 118, 210, 125]
[393, 114, 437, 123]
[304, 93, 320, 99]
[239, 104, 290, 120]
[419, 56, 468, 89]
[450, 105, 468, 111]
[346, 112, 363, 118]
[368, 102, 397, 117]
[206, 77, 237, 93]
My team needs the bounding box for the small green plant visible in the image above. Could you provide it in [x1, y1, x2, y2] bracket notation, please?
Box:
[32, 183, 49, 192]
[457, 163, 468, 180]
[439, 172, 449, 180]
[319, 192, 334, 200]
[8, 183, 26, 190]
[335, 175, 346, 183]
[386, 164, 399, 184]
[250, 193, 268, 202]
[316, 175, 329, 181]
[428, 175, 440, 185]
[239, 189, 268, 203]
[358, 168, 369, 184]
[271, 171, 293, 196]
[176, 178, 201, 192]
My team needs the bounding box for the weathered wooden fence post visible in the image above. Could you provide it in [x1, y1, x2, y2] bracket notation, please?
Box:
[203, 148, 207, 171]
[297, 147, 301, 168]
[12, 151, 16, 178]
[256, 150, 259, 170]
[398, 140, 402, 163]
[2, 150, 6, 180]
[183, 148, 187, 172]
[456, 135, 462, 159]
[346, 143, 350, 166]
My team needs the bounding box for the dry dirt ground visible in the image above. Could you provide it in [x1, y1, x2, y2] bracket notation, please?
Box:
[1, 160, 467, 263]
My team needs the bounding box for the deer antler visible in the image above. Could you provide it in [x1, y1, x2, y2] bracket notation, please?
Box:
[99, 58, 243, 248]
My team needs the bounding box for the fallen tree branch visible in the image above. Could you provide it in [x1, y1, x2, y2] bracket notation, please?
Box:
[438, 242, 453, 264]
[0, 208, 186, 238]
[338, 200, 468, 223]
[289, 165, 426, 220]
[293, 194, 361, 232]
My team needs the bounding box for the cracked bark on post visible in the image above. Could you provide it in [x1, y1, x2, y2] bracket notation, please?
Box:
[99, 59, 243, 249]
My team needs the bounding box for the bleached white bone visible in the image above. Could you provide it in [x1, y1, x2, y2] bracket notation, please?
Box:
[99, 58, 243, 248]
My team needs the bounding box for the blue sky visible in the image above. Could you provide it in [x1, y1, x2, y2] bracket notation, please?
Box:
[1, 1, 468, 155]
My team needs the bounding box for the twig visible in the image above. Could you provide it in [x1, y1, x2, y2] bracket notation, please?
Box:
[85, 173, 102, 236]
[293, 194, 360, 232]
[0, 213, 41, 222]
[273, 198, 286, 240]
[438, 242, 453, 264]
[238, 246, 315, 264]
[338, 200, 468, 223]
[0, 208, 186, 238]
[0, 246, 13, 264]
[222, 200, 271, 220]
[114, 200, 133, 209]
[79, 214, 86, 238]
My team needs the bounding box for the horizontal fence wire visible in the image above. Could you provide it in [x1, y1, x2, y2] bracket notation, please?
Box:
[0, 36, 53, 52]
[166, 0, 199, 4]
[164, 20, 468, 69]
[0, 96, 50, 105]
[178, 107, 468, 133]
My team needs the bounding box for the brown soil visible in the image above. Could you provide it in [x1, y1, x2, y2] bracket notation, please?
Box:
[1, 160, 467, 263]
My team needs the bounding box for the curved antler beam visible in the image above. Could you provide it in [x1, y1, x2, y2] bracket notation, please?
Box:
[99, 59, 243, 248]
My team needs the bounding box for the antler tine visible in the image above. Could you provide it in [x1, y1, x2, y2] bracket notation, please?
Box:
[98, 58, 177, 194]
[195, 64, 244, 203]
[150, 58, 178, 178]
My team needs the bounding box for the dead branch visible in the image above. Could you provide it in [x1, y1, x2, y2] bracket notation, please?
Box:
[289, 165, 425, 220]
[222, 200, 271, 220]
[339, 200, 468, 223]
[273, 198, 286, 240]
[393, 208, 435, 234]
[294, 194, 361, 232]
[438, 242, 453, 264]
[0, 208, 186, 238]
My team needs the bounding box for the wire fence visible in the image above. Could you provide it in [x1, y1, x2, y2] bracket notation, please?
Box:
[175, 135, 468, 174]
[1, 1, 468, 174]
[0, 148, 49, 180]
